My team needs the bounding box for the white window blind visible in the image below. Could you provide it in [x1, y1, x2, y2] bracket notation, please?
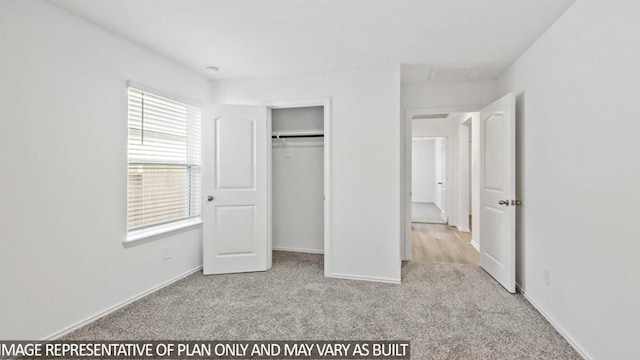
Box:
[127, 87, 201, 231]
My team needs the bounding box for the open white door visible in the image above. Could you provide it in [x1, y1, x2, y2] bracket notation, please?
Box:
[479, 93, 516, 293]
[203, 105, 269, 275]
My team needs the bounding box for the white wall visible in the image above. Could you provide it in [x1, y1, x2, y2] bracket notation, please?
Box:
[272, 108, 324, 253]
[411, 139, 436, 203]
[272, 106, 324, 133]
[212, 65, 402, 283]
[495, 0, 640, 358]
[402, 80, 497, 110]
[0, 0, 209, 340]
[412, 118, 455, 137]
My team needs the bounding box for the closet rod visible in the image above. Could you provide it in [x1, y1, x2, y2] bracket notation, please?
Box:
[271, 134, 324, 138]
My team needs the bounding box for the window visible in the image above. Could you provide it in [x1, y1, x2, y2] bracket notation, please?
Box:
[127, 86, 201, 233]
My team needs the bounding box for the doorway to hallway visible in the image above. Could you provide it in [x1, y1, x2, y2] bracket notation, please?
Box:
[401, 93, 517, 293]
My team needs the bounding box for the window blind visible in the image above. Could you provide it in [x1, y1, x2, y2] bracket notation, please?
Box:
[127, 87, 201, 231]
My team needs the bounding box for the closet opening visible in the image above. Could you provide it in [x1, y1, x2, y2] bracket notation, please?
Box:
[267, 101, 330, 276]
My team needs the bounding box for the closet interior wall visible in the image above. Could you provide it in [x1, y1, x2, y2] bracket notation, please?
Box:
[271, 106, 324, 253]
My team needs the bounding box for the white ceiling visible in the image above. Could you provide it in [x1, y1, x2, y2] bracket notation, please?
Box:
[49, 0, 576, 83]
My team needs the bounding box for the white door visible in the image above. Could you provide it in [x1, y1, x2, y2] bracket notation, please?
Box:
[203, 105, 269, 275]
[479, 93, 516, 293]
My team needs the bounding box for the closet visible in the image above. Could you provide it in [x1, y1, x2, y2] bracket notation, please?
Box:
[271, 106, 324, 253]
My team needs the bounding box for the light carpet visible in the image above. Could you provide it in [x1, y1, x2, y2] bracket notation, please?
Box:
[64, 252, 580, 359]
[412, 202, 447, 224]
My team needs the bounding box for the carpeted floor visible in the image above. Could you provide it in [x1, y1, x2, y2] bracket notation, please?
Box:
[64, 252, 580, 359]
[412, 202, 447, 224]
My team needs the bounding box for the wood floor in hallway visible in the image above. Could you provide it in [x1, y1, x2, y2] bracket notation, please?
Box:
[411, 223, 479, 265]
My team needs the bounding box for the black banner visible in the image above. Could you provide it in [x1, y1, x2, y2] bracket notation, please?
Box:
[0, 341, 410, 359]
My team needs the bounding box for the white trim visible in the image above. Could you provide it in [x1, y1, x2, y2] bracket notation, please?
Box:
[126, 80, 202, 108]
[517, 284, 593, 360]
[272, 246, 324, 254]
[329, 273, 401, 285]
[267, 98, 329, 109]
[124, 218, 202, 247]
[46, 265, 203, 340]
[456, 226, 471, 233]
[266, 110, 273, 270]
[267, 98, 332, 277]
[470, 239, 480, 251]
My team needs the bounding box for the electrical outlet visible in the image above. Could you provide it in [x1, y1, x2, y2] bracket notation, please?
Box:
[543, 266, 550, 286]
[163, 246, 171, 260]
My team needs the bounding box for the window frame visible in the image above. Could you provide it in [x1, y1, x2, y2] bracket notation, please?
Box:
[124, 81, 203, 246]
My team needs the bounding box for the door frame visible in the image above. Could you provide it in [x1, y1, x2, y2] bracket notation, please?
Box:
[267, 98, 332, 276]
[401, 106, 477, 261]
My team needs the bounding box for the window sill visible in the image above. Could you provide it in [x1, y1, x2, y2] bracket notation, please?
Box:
[123, 218, 203, 248]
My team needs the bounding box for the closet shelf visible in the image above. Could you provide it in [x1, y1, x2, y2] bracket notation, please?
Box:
[272, 130, 324, 139]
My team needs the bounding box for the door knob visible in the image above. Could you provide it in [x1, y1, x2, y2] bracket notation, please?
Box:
[498, 200, 509, 206]
[207, 195, 214, 202]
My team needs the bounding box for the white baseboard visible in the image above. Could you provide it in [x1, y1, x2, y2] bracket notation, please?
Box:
[272, 246, 324, 254]
[457, 226, 471, 233]
[470, 239, 479, 251]
[329, 272, 401, 284]
[516, 283, 592, 360]
[46, 265, 203, 340]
